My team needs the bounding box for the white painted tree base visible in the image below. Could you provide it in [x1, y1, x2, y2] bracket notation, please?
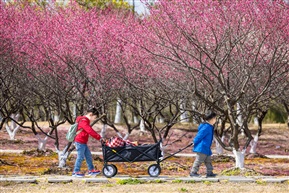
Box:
[100, 124, 107, 138]
[58, 148, 72, 168]
[215, 136, 225, 155]
[114, 98, 122, 124]
[233, 149, 245, 169]
[249, 135, 259, 154]
[140, 119, 145, 132]
[35, 134, 48, 151]
[5, 114, 21, 140]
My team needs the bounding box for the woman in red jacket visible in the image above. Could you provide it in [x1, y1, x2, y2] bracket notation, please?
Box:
[72, 107, 102, 177]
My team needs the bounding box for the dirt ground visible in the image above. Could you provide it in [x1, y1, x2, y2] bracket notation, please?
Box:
[1, 122, 288, 155]
[0, 123, 289, 193]
[1, 181, 289, 193]
[0, 123, 289, 177]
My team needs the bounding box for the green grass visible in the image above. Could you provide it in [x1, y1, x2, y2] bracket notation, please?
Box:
[180, 187, 188, 192]
[172, 179, 183, 183]
[221, 168, 261, 176]
[116, 178, 144, 185]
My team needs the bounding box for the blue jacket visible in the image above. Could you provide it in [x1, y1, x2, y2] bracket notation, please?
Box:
[192, 122, 214, 156]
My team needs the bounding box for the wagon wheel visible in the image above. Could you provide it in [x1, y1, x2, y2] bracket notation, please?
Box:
[148, 164, 161, 177]
[102, 164, 117, 178]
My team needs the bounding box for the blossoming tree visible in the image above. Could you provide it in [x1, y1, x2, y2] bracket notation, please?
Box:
[136, 0, 289, 168]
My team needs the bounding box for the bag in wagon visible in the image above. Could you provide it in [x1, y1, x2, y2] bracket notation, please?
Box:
[105, 137, 125, 147]
[105, 137, 138, 148]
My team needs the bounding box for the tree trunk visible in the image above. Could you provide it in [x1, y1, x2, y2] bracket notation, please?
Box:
[158, 116, 164, 123]
[123, 133, 129, 140]
[73, 104, 77, 120]
[233, 149, 245, 169]
[283, 102, 289, 129]
[54, 112, 60, 124]
[140, 119, 145, 132]
[215, 135, 225, 155]
[287, 114, 289, 129]
[254, 117, 259, 126]
[133, 115, 138, 124]
[236, 103, 242, 127]
[191, 101, 197, 124]
[180, 102, 189, 123]
[35, 133, 51, 151]
[249, 135, 259, 154]
[100, 123, 107, 138]
[5, 114, 21, 140]
[5, 124, 20, 140]
[224, 94, 240, 151]
[114, 98, 122, 124]
[250, 110, 267, 153]
[58, 142, 75, 168]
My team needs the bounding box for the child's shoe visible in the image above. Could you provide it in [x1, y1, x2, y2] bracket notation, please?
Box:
[189, 172, 200, 177]
[206, 172, 217, 178]
[87, 169, 101, 177]
[72, 172, 85, 178]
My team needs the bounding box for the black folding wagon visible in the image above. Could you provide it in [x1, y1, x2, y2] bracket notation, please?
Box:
[101, 140, 192, 178]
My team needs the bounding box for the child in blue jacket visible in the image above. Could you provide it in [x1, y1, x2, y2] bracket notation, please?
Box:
[190, 111, 217, 177]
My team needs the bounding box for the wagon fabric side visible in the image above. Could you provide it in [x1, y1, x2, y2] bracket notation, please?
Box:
[102, 142, 162, 162]
[101, 141, 163, 178]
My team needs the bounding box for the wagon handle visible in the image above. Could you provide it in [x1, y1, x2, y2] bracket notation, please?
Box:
[160, 142, 193, 162]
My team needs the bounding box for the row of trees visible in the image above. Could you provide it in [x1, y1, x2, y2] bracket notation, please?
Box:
[1, 0, 288, 168]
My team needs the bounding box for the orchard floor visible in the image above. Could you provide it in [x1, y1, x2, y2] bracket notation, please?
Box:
[0, 123, 289, 177]
[1, 123, 289, 192]
[1, 178, 289, 193]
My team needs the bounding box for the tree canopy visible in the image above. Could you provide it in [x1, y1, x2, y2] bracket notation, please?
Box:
[0, 0, 288, 155]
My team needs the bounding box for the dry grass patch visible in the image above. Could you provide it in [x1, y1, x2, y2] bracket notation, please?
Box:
[1, 181, 289, 193]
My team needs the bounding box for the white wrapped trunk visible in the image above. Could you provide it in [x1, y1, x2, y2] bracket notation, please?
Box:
[133, 116, 138, 124]
[180, 102, 189, 123]
[191, 101, 197, 124]
[100, 123, 107, 138]
[249, 134, 259, 154]
[35, 134, 48, 151]
[236, 103, 243, 127]
[57, 147, 73, 168]
[114, 98, 122, 124]
[233, 149, 246, 169]
[254, 117, 259, 126]
[53, 114, 60, 124]
[215, 135, 225, 155]
[158, 116, 164, 123]
[5, 114, 21, 140]
[73, 104, 77, 120]
[116, 132, 129, 140]
[140, 119, 145, 132]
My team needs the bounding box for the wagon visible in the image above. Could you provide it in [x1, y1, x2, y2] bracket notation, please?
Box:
[101, 140, 192, 178]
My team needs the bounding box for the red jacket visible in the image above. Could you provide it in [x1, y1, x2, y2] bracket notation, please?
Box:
[74, 116, 101, 144]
